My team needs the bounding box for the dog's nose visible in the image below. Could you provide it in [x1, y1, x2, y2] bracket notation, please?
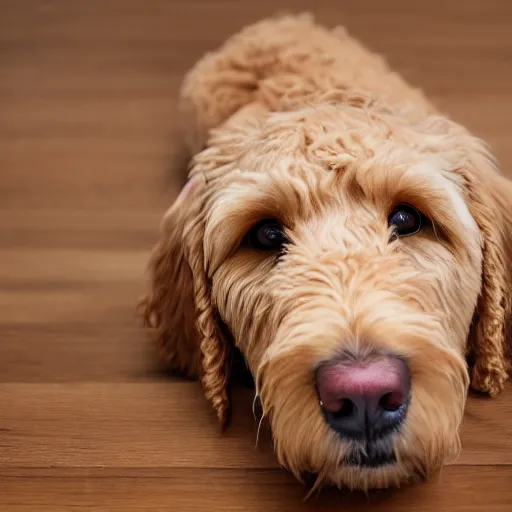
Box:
[315, 356, 410, 440]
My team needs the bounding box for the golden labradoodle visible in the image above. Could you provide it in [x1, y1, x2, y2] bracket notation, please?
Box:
[141, 15, 512, 491]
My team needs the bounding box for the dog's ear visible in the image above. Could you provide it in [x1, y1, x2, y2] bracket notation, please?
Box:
[461, 149, 512, 396]
[141, 175, 230, 424]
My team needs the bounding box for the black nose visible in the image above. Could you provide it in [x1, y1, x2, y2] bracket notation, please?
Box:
[322, 393, 409, 441]
[316, 356, 410, 441]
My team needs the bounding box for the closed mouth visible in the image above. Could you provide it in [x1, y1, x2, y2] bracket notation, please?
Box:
[346, 445, 397, 468]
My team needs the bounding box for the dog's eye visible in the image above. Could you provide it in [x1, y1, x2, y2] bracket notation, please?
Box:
[246, 219, 288, 250]
[388, 205, 423, 237]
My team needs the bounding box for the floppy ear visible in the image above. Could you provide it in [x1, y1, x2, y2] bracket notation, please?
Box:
[461, 154, 512, 396]
[141, 175, 231, 424]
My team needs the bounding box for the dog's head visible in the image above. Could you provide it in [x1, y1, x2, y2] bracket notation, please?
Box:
[142, 16, 512, 490]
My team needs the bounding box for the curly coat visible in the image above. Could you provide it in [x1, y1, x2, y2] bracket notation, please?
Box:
[141, 14, 512, 490]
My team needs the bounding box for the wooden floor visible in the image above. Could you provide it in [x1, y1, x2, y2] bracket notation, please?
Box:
[1, 1, 511, 510]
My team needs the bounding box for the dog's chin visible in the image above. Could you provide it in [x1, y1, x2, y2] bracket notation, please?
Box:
[327, 443, 406, 490]
[325, 455, 415, 491]
[346, 443, 397, 469]
[290, 433, 434, 491]
[286, 426, 460, 491]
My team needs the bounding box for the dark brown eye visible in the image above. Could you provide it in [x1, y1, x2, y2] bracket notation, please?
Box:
[388, 205, 423, 237]
[247, 219, 288, 250]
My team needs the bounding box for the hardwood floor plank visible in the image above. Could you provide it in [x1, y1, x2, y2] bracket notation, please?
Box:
[1, 467, 511, 512]
[0, 285, 141, 324]
[0, 211, 162, 250]
[0, 249, 147, 284]
[0, 383, 275, 469]
[0, 147, 181, 210]
[0, 325, 160, 383]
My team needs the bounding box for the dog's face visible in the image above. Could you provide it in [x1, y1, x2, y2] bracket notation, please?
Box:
[143, 102, 511, 491]
[203, 104, 482, 488]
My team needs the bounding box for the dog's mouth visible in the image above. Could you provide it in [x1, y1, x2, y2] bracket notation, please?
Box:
[345, 444, 397, 468]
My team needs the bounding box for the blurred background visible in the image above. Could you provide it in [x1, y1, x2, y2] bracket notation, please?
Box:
[1, 1, 511, 510]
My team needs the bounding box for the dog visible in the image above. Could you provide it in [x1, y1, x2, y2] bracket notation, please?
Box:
[141, 14, 512, 491]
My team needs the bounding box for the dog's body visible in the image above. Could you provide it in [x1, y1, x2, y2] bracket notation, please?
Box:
[142, 15, 512, 490]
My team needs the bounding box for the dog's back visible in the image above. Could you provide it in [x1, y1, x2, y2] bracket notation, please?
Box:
[179, 14, 432, 152]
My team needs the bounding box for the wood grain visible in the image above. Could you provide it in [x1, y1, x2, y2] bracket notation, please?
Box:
[1, 468, 512, 512]
[0, 0, 511, 510]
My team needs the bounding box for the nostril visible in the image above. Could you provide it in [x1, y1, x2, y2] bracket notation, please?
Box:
[316, 355, 410, 441]
[330, 399, 355, 419]
[379, 392, 404, 412]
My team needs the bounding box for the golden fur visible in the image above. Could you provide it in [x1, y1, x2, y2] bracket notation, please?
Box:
[141, 14, 512, 490]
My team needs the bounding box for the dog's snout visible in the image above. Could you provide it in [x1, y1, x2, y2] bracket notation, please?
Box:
[316, 356, 410, 440]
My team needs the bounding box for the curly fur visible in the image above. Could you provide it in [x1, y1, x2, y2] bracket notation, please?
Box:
[142, 14, 512, 490]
